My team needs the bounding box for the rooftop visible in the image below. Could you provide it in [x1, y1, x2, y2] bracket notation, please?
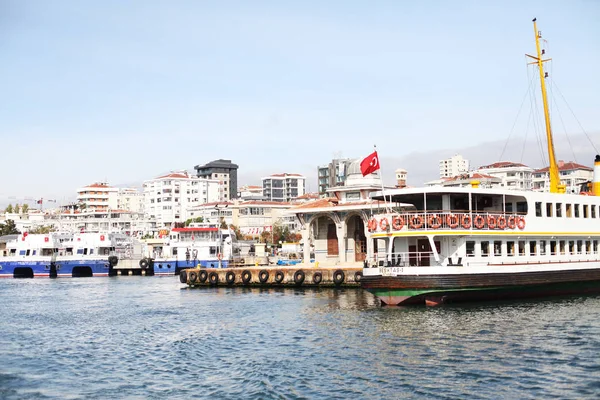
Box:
[479, 161, 529, 169]
[194, 159, 239, 170]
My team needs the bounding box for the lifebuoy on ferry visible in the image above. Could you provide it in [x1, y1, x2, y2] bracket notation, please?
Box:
[428, 215, 442, 229]
[497, 216, 507, 229]
[446, 214, 459, 229]
[487, 215, 497, 229]
[379, 217, 389, 231]
[409, 215, 424, 229]
[217, 253, 223, 260]
[368, 218, 378, 232]
[44, 237, 49, 242]
[461, 214, 472, 229]
[517, 216, 526, 230]
[474, 215, 485, 229]
[391, 215, 404, 230]
[507, 215, 516, 229]
[100, 235, 105, 241]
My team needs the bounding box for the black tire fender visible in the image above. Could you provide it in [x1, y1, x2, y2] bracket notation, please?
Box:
[259, 269, 269, 283]
[226, 271, 235, 284]
[241, 270, 252, 284]
[208, 272, 219, 285]
[312, 272, 323, 284]
[294, 270, 305, 285]
[333, 269, 345, 286]
[199, 270, 208, 283]
[139, 259, 148, 269]
[179, 269, 188, 284]
[354, 271, 363, 283]
[274, 270, 285, 284]
[188, 271, 198, 283]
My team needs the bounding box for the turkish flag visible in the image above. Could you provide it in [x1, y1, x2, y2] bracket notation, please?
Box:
[360, 151, 380, 176]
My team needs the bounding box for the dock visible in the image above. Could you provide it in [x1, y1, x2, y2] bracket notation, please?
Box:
[180, 266, 363, 287]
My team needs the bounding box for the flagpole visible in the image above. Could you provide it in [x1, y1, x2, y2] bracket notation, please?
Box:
[374, 145, 392, 213]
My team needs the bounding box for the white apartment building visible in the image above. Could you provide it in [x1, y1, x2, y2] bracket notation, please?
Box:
[143, 172, 220, 227]
[478, 162, 534, 190]
[439, 154, 469, 178]
[237, 185, 266, 201]
[532, 161, 593, 193]
[262, 173, 306, 202]
[117, 188, 144, 213]
[76, 182, 119, 212]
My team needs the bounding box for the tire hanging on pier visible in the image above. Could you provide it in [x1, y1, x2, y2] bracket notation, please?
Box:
[312, 272, 323, 284]
[274, 270, 285, 284]
[108, 256, 119, 267]
[354, 271, 363, 283]
[208, 272, 219, 285]
[333, 269, 345, 286]
[199, 270, 208, 283]
[242, 270, 252, 284]
[179, 269, 188, 284]
[259, 270, 270, 283]
[188, 271, 198, 284]
[226, 271, 235, 284]
[294, 270, 305, 285]
[139, 259, 148, 269]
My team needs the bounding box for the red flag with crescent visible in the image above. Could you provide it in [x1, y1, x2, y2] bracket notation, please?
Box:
[360, 151, 380, 176]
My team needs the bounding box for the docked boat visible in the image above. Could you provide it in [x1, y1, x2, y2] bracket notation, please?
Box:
[361, 19, 600, 305]
[0, 231, 127, 278]
[142, 223, 240, 275]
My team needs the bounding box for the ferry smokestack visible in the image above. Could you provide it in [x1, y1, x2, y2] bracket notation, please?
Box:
[593, 155, 600, 196]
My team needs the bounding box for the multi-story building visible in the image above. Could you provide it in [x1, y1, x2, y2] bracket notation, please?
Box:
[76, 182, 119, 212]
[395, 168, 407, 188]
[317, 158, 357, 196]
[117, 188, 144, 213]
[237, 185, 266, 201]
[194, 159, 239, 201]
[478, 161, 534, 190]
[262, 173, 306, 202]
[439, 154, 469, 178]
[532, 161, 593, 193]
[143, 172, 220, 227]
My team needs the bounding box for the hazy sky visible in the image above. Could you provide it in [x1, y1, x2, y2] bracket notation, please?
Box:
[1, 0, 599, 204]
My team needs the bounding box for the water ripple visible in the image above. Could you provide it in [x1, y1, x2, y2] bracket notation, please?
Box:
[1, 279, 600, 399]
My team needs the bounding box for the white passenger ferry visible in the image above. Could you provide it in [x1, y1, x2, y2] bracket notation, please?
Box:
[361, 19, 600, 305]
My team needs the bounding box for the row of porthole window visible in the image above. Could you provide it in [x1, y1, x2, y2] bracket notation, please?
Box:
[466, 239, 600, 257]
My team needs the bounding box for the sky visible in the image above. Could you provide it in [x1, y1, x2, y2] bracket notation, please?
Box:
[1, 0, 599, 205]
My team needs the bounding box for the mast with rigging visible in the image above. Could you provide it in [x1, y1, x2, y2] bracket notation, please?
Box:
[526, 18, 566, 194]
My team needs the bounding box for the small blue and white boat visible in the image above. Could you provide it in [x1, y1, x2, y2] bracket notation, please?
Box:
[146, 224, 240, 275]
[0, 231, 127, 278]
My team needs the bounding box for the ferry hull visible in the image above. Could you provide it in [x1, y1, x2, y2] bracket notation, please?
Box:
[362, 268, 600, 306]
[0, 260, 111, 278]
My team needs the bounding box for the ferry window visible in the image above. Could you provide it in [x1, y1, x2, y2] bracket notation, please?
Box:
[593, 205, 597, 218]
[535, 202, 542, 217]
[566, 204, 572, 218]
[466, 241, 475, 257]
[550, 241, 557, 255]
[540, 240, 546, 256]
[26, 249, 30, 256]
[586, 240, 591, 254]
[529, 241, 537, 256]
[19, 250, 26, 255]
[577, 240, 583, 254]
[210, 246, 217, 256]
[507, 241, 515, 256]
[32, 250, 36, 256]
[546, 203, 553, 217]
[76, 249, 84, 254]
[574, 204, 580, 218]
[518, 241, 526, 256]
[90, 249, 94, 255]
[493, 241, 502, 256]
[83, 248, 88, 255]
[481, 241, 489, 257]
[584, 205, 589, 218]
[505, 203, 513, 213]
[568, 241, 575, 255]
[555, 203, 562, 217]
[173, 248, 178, 255]
[516, 202, 527, 214]
[559, 240, 566, 255]
[594, 240, 598, 253]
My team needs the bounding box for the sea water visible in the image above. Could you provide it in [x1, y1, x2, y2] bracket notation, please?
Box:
[1, 277, 599, 399]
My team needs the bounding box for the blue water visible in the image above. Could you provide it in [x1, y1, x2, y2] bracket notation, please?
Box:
[1, 278, 600, 399]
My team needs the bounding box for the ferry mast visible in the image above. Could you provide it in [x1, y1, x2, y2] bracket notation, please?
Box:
[526, 18, 565, 194]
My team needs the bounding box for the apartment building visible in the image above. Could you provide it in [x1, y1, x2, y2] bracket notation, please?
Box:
[262, 173, 306, 202]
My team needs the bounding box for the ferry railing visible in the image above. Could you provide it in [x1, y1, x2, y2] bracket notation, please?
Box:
[370, 251, 437, 268]
[369, 211, 526, 232]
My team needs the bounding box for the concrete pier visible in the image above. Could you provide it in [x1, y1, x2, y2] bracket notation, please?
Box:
[180, 266, 363, 287]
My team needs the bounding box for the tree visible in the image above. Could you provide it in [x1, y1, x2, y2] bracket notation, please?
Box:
[184, 216, 204, 227]
[21, 204, 29, 214]
[0, 220, 20, 236]
[5, 204, 13, 213]
[14, 204, 20, 214]
[272, 223, 293, 244]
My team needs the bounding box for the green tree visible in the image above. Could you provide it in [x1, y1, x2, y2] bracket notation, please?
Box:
[21, 204, 29, 214]
[272, 223, 293, 244]
[5, 204, 13, 213]
[14, 204, 20, 214]
[0, 220, 20, 236]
